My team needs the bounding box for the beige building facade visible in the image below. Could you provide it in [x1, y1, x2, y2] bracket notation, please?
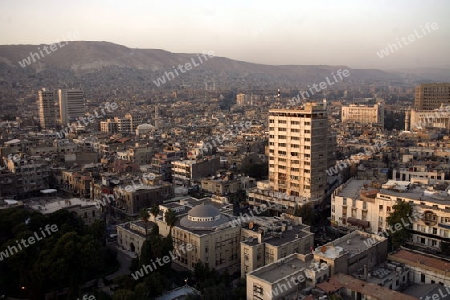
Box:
[414, 83, 450, 110]
[341, 103, 384, 126]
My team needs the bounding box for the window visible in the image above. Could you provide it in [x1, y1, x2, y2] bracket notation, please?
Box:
[379, 205, 383, 210]
[305, 130, 310, 133]
[278, 120, 287, 124]
[278, 151, 286, 155]
[305, 122, 310, 125]
[291, 129, 300, 132]
[278, 128, 287, 131]
[291, 121, 300, 125]
[279, 143, 286, 147]
[305, 138, 310, 141]
[269, 119, 274, 123]
[269, 127, 274, 131]
[279, 135, 286, 139]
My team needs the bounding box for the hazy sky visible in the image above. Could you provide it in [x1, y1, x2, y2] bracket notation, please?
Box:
[1, 0, 449, 69]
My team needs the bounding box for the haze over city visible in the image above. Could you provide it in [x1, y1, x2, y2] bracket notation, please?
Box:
[2, 1, 450, 300]
[1, 0, 450, 68]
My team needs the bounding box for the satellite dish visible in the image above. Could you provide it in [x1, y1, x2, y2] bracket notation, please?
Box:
[249, 222, 254, 229]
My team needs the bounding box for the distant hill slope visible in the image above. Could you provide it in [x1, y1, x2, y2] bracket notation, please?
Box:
[0, 41, 448, 82]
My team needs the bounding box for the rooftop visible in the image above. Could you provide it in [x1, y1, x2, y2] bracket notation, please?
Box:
[388, 249, 450, 273]
[314, 230, 386, 259]
[29, 197, 97, 214]
[248, 253, 313, 284]
[336, 179, 372, 199]
[316, 273, 417, 300]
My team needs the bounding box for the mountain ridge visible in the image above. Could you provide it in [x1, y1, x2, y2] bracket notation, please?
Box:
[0, 41, 448, 82]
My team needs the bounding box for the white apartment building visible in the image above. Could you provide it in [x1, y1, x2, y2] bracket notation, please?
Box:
[58, 89, 85, 125]
[332, 178, 450, 254]
[392, 165, 445, 183]
[341, 103, 384, 126]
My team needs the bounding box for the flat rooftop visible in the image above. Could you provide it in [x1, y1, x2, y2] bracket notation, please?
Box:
[389, 249, 450, 273]
[155, 285, 201, 300]
[379, 185, 450, 205]
[315, 230, 386, 259]
[265, 227, 312, 247]
[29, 197, 96, 214]
[336, 179, 372, 199]
[316, 273, 417, 300]
[249, 253, 312, 284]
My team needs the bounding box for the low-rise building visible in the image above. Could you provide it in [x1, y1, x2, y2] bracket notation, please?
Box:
[114, 183, 174, 215]
[172, 157, 220, 184]
[316, 273, 417, 300]
[240, 215, 314, 278]
[30, 197, 100, 226]
[246, 253, 329, 300]
[313, 230, 388, 276]
[388, 249, 450, 286]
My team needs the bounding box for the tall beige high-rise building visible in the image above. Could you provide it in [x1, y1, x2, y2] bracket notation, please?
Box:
[414, 83, 450, 110]
[58, 89, 85, 125]
[268, 103, 328, 201]
[38, 89, 58, 129]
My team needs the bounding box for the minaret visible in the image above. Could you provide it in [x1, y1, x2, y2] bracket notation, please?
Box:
[405, 109, 411, 131]
[154, 105, 160, 130]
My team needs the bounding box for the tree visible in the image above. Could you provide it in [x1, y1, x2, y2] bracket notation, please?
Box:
[150, 204, 160, 221]
[294, 203, 315, 226]
[386, 200, 413, 249]
[164, 209, 177, 236]
[140, 208, 150, 239]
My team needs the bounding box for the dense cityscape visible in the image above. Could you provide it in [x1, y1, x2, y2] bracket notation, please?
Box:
[1, 1, 450, 300]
